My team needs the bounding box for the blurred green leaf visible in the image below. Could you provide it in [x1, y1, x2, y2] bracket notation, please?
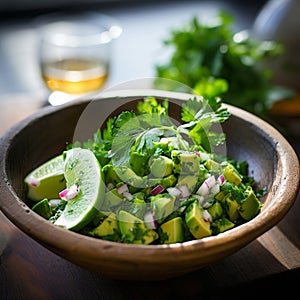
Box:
[154, 11, 294, 118]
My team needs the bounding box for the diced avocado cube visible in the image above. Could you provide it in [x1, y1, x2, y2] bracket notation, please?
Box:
[150, 194, 176, 222]
[215, 191, 226, 201]
[129, 176, 145, 189]
[225, 195, 240, 221]
[115, 166, 137, 183]
[161, 174, 177, 189]
[176, 174, 198, 192]
[144, 177, 162, 188]
[102, 164, 120, 186]
[214, 217, 235, 233]
[118, 210, 159, 245]
[171, 150, 200, 174]
[185, 201, 212, 239]
[88, 213, 120, 238]
[204, 159, 222, 171]
[129, 151, 149, 176]
[129, 198, 147, 220]
[154, 137, 179, 153]
[115, 166, 144, 188]
[223, 164, 242, 186]
[159, 217, 184, 244]
[239, 188, 262, 220]
[207, 202, 223, 220]
[32, 198, 52, 219]
[105, 188, 124, 207]
[149, 156, 174, 178]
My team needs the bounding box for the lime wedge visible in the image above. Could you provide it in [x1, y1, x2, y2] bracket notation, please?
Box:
[24, 154, 66, 201]
[54, 148, 105, 231]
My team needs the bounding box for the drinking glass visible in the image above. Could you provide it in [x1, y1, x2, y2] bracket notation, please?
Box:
[37, 12, 122, 105]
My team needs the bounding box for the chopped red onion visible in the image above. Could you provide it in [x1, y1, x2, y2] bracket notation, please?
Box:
[210, 183, 220, 195]
[202, 201, 212, 208]
[196, 175, 217, 196]
[196, 182, 210, 196]
[150, 185, 164, 196]
[144, 210, 157, 229]
[217, 174, 225, 185]
[59, 184, 79, 200]
[117, 183, 129, 195]
[123, 191, 134, 201]
[193, 151, 200, 157]
[193, 194, 205, 206]
[59, 189, 68, 199]
[205, 175, 216, 189]
[178, 184, 191, 198]
[27, 176, 40, 187]
[202, 210, 213, 222]
[167, 187, 182, 198]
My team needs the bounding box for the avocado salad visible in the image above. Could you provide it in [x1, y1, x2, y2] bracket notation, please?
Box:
[25, 96, 265, 245]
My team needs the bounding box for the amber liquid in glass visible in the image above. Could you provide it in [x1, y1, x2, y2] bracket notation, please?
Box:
[41, 58, 108, 94]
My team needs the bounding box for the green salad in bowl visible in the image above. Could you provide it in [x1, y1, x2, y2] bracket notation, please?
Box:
[24, 96, 264, 245]
[1, 88, 298, 280]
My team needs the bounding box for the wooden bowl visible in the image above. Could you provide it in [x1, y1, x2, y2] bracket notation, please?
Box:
[0, 90, 299, 281]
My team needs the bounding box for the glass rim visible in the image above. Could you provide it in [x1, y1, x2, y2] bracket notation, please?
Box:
[36, 11, 123, 47]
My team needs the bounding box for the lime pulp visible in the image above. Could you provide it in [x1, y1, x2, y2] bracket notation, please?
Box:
[54, 148, 105, 231]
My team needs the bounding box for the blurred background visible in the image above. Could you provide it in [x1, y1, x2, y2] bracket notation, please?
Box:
[0, 0, 269, 99]
[0, 0, 299, 140]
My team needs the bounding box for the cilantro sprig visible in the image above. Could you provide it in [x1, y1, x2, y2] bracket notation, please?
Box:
[85, 96, 229, 167]
[69, 96, 230, 167]
[179, 96, 230, 151]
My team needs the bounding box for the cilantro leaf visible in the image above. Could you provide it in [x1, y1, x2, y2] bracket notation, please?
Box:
[220, 181, 246, 204]
[78, 96, 231, 167]
[135, 128, 164, 153]
[179, 97, 230, 152]
[137, 96, 169, 116]
[111, 111, 138, 136]
[110, 113, 167, 166]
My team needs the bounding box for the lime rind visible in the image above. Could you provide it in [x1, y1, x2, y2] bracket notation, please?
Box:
[54, 148, 105, 231]
[24, 154, 66, 201]
[32, 158, 64, 178]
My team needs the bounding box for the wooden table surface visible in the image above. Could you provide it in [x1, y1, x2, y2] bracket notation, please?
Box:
[0, 94, 300, 299]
